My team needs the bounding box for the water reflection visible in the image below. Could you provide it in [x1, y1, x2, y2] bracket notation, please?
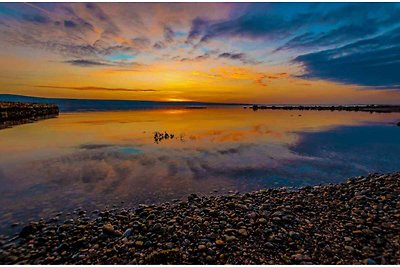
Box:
[0, 107, 399, 234]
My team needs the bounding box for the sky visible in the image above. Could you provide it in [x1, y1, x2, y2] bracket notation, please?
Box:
[1, 2, 400, 104]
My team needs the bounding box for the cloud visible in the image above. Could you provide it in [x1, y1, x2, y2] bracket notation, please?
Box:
[153, 41, 166, 50]
[163, 26, 175, 43]
[131, 37, 151, 49]
[186, 4, 309, 44]
[63, 20, 77, 28]
[277, 4, 400, 51]
[36, 84, 157, 92]
[218, 52, 258, 65]
[63, 59, 111, 67]
[179, 54, 210, 62]
[22, 13, 50, 24]
[294, 27, 400, 88]
[79, 144, 115, 150]
[186, 17, 208, 44]
[62, 58, 141, 68]
[185, 2, 400, 55]
[97, 45, 136, 56]
[277, 24, 375, 52]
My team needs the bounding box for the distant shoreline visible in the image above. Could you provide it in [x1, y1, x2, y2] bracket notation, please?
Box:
[245, 104, 400, 113]
[0, 172, 398, 264]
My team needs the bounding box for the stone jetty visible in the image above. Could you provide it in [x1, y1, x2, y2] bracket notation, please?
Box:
[0, 101, 59, 129]
[0, 172, 398, 264]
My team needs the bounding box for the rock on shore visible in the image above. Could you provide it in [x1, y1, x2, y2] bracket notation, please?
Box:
[0, 173, 399, 264]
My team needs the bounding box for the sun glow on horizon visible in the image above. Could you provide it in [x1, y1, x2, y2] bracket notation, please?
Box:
[166, 98, 192, 102]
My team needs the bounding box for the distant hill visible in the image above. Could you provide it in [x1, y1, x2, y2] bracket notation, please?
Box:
[0, 94, 242, 112]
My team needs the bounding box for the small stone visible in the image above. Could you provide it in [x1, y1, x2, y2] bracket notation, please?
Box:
[206, 255, 214, 263]
[364, 258, 377, 265]
[123, 228, 132, 238]
[224, 235, 236, 242]
[102, 223, 114, 234]
[144, 241, 153, 247]
[19, 224, 36, 238]
[289, 231, 300, 239]
[135, 241, 144, 247]
[248, 212, 257, 218]
[265, 242, 274, 248]
[165, 242, 174, 249]
[198, 244, 206, 251]
[292, 254, 303, 262]
[258, 218, 267, 224]
[151, 223, 162, 232]
[238, 228, 248, 236]
[11, 222, 20, 227]
[215, 240, 225, 246]
[345, 245, 354, 252]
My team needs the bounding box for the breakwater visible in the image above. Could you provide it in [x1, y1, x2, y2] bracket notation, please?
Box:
[0, 101, 59, 129]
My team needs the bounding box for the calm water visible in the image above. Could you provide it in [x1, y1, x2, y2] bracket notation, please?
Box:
[1, 107, 400, 234]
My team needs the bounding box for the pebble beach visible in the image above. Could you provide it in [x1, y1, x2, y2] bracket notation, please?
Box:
[0, 172, 399, 264]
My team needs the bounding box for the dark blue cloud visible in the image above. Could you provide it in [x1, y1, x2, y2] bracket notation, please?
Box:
[294, 27, 400, 88]
[64, 59, 110, 67]
[22, 14, 50, 24]
[278, 3, 400, 51]
[187, 3, 318, 43]
[186, 18, 209, 44]
[63, 20, 76, 28]
[188, 3, 400, 49]
[277, 24, 377, 52]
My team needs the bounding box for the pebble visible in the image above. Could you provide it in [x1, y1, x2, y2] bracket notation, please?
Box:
[123, 228, 132, 238]
[365, 258, 377, 265]
[238, 229, 248, 236]
[215, 240, 224, 246]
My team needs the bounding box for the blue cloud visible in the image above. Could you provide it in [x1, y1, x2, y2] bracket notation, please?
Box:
[22, 14, 50, 24]
[105, 53, 135, 61]
[294, 27, 400, 88]
[278, 3, 400, 51]
[188, 3, 400, 50]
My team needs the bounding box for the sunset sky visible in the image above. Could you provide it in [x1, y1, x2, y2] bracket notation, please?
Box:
[1, 3, 400, 104]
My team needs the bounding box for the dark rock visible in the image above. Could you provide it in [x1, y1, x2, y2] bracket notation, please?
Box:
[19, 224, 36, 238]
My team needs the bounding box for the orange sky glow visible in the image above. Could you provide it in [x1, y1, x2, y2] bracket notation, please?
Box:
[1, 3, 400, 104]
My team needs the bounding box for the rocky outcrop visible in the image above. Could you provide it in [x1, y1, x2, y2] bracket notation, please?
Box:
[0, 101, 59, 129]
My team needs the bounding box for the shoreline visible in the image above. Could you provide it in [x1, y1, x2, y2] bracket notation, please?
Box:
[0, 172, 399, 264]
[245, 104, 400, 113]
